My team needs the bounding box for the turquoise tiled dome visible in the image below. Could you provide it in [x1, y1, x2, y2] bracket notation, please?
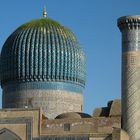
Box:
[0, 18, 85, 89]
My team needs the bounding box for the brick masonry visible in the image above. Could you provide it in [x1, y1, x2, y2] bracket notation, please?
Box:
[3, 90, 83, 119]
[0, 102, 125, 140]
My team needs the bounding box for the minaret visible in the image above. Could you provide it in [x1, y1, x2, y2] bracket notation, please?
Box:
[118, 16, 140, 139]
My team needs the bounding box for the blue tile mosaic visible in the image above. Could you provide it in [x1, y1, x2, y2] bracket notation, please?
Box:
[0, 18, 86, 91]
[3, 82, 83, 94]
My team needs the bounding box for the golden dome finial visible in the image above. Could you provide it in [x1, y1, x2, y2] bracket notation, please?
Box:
[43, 5, 47, 18]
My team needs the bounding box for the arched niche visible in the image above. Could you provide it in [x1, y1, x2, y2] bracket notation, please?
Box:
[0, 128, 22, 140]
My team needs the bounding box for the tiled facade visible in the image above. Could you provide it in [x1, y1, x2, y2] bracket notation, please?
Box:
[3, 89, 82, 118]
[118, 16, 140, 140]
[0, 18, 85, 118]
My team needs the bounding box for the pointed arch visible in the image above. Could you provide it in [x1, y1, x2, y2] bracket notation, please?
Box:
[0, 128, 22, 140]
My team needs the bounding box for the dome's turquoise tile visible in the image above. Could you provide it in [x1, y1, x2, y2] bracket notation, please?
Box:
[0, 18, 86, 90]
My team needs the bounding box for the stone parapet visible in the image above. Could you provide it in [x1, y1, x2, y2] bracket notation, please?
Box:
[41, 117, 121, 135]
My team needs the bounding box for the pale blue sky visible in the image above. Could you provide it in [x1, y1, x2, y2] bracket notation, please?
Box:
[0, 0, 140, 114]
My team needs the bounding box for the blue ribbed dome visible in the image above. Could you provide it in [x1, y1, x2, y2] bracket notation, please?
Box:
[0, 18, 85, 88]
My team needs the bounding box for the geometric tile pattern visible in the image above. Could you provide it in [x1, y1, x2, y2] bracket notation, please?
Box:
[122, 52, 140, 140]
[118, 15, 140, 140]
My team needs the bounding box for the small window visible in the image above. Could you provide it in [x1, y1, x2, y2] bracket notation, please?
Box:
[64, 123, 70, 131]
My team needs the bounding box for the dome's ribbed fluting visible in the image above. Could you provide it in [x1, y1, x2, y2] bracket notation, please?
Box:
[0, 17, 86, 118]
[0, 18, 85, 87]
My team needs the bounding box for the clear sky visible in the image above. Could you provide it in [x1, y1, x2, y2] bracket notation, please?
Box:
[0, 0, 140, 115]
